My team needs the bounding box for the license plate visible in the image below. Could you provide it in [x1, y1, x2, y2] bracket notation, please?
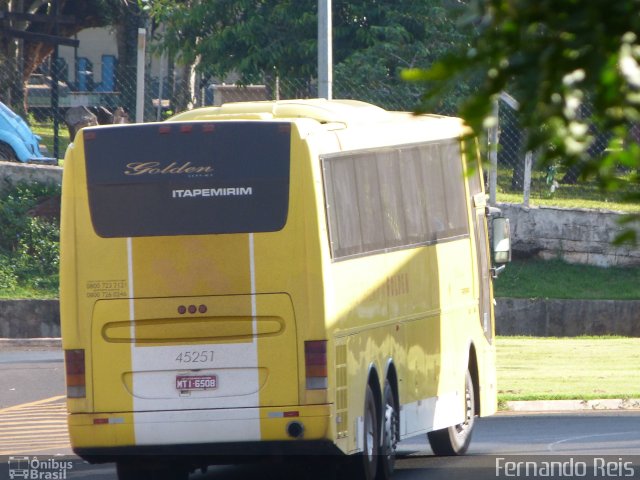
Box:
[176, 374, 218, 391]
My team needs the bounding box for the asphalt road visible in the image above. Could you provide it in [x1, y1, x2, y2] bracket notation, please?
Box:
[2, 345, 640, 480]
[1, 412, 637, 480]
[0, 346, 64, 409]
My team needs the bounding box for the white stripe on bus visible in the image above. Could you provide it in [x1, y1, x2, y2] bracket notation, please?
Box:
[133, 408, 262, 445]
[399, 391, 464, 440]
[130, 234, 262, 444]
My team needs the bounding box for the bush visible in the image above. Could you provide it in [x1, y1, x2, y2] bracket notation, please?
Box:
[0, 181, 60, 251]
[0, 255, 18, 290]
[14, 217, 59, 284]
[0, 181, 60, 297]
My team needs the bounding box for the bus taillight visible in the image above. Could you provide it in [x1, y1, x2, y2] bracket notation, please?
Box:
[65, 349, 86, 398]
[304, 340, 327, 390]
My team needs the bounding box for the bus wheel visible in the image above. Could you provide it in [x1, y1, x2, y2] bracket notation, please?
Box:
[116, 461, 189, 480]
[377, 380, 398, 480]
[341, 384, 379, 480]
[427, 370, 475, 456]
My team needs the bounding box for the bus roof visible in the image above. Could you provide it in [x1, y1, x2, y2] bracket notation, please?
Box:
[168, 98, 465, 134]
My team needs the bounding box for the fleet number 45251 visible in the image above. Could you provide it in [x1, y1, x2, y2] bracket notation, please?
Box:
[175, 350, 214, 364]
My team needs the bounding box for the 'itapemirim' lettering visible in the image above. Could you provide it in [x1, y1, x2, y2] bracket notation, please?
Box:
[172, 187, 253, 198]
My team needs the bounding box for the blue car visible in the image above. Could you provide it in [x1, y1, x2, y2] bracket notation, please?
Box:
[0, 101, 57, 165]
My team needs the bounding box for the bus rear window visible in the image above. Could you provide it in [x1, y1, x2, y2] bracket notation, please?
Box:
[84, 122, 291, 238]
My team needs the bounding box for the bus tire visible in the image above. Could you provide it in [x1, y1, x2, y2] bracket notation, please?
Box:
[342, 384, 379, 480]
[427, 369, 475, 456]
[116, 461, 189, 480]
[377, 380, 398, 480]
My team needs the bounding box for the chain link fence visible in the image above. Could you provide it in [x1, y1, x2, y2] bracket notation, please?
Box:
[495, 95, 566, 201]
[0, 53, 637, 209]
[494, 94, 640, 207]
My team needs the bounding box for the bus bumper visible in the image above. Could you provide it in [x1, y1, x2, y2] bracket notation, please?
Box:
[69, 404, 334, 462]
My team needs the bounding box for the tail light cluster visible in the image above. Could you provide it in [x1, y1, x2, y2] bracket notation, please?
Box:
[64, 341, 328, 397]
[304, 340, 328, 390]
[65, 349, 86, 398]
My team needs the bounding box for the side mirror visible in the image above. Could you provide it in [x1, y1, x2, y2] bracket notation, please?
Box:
[492, 217, 511, 264]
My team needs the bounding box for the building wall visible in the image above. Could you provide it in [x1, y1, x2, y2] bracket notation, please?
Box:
[57, 27, 169, 90]
[58, 27, 119, 85]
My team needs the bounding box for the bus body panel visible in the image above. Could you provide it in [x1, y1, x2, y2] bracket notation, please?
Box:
[325, 211, 479, 454]
[91, 293, 297, 413]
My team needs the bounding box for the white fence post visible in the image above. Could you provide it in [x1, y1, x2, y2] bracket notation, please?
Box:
[488, 99, 499, 206]
[523, 150, 533, 207]
[499, 92, 533, 206]
[136, 28, 146, 123]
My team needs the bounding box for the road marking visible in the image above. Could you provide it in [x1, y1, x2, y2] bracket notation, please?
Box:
[0, 395, 65, 414]
[548, 430, 640, 452]
[0, 395, 70, 455]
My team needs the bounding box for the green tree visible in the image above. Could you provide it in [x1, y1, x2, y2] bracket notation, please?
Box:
[334, 0, 471, 111]
[142, 0, 471, 106]
[404, 0, 640, 239]
[142, 0, 316, 82]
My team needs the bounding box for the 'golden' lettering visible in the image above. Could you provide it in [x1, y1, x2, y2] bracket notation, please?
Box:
[124, 162, 214, 176]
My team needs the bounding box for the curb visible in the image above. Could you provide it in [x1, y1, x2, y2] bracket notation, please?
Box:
[0, 337, 62, 348]
[504, 399, 640, 413]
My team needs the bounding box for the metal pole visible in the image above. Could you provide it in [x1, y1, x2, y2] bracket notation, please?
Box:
[52, 0, 60, 160]
[488, 99, 499, 206]
[156, 50, 166, 121]
[16, 0, 24, 101]
[318, 0, 332, 99]
[136, 27, 146, 123]
[523, 150, 533, 207]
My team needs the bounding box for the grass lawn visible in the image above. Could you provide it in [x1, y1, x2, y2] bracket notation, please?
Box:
[494, 259, 640, 300]
[0, 285, 58, 299]
[498, 192, 640, 212]
[496, 336, 640, 402]
[31, 122, 70, 162]
[495, 166, 640, 213]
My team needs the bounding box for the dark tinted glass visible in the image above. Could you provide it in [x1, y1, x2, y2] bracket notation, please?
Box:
[323, 139, 469, 260]
[84, 122, 291, 237]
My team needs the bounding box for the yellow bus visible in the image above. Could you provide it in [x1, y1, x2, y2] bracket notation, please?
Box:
[60, 99, 510, 480]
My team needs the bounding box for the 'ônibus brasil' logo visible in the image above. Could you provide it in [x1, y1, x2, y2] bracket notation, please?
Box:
[124, 161, 214, 176]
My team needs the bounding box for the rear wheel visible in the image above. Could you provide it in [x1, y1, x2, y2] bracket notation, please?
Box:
[427, 369, 475, 456]
[341, 384, 379, 480]
[377, 380, 398, 480]
[0, 142, 17, 162]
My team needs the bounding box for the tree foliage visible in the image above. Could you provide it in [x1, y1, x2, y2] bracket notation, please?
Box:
[141, 0, 470, 93]
[333, 1, 471, 111]
[142, 0, 316, 81]
[404, 0, 640, 239]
